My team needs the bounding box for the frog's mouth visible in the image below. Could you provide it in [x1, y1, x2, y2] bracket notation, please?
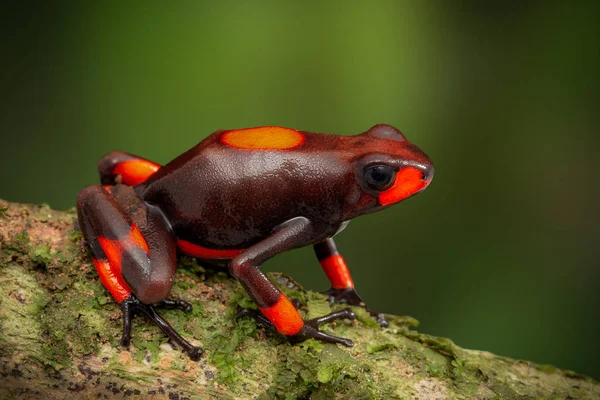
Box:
[378, 165, 433, 206]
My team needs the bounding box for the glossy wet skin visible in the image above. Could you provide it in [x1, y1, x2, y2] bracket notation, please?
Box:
[77, 124, 433, 360]
[137, 124, 433, 250]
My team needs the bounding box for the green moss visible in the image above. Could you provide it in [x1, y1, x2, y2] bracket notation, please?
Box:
[177, 255, 207, 278]
[0, 206, 7, 219]
[404, 330, 460, 359]
[229, 283, 258, 310]
[366, 342, 399, 354]
[67, 228, 82, 242]
[10, 232, 31, 253]
[261, 340, 395, 400]
[304, 292, 330, 320]
[133, 340, 161, 362]
[536, 363, 559, 373]
[30, 244, 53, 266]
[207, 315, 256, 382]
[0, 264, 46, 357]
[36, 204, 53, 222]
[350, 306, 380, 329]
[30, 274, 116, 367]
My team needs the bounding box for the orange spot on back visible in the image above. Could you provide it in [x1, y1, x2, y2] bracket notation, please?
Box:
[259, 294, 304, 335]
[177, 239, 244, 259]
[221, 126, 305, 150]
[114, 160, 160, 186]
[378, 167, 426, 206]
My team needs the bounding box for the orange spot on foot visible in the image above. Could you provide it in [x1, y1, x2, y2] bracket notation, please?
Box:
[378, 167, 427, 206]
[259, 294, 304, 335]
[177, 239, 243, 259]
[221, 126, 305, 150]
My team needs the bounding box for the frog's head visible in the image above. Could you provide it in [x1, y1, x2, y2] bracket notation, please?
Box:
[346, 124, 434, 216]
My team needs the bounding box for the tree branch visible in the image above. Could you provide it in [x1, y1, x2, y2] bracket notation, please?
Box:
[0, 200, 598, 399]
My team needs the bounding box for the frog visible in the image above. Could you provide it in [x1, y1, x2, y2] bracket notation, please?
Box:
[76, 124, 434, 360]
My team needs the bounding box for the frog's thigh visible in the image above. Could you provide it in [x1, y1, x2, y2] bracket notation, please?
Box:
[77, 185, 177, 305]
[121, 206, 178, 304]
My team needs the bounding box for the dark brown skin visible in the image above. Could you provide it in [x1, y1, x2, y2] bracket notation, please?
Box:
[76, 124, 434, 360]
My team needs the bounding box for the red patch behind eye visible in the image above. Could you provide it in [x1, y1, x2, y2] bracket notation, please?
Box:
[221, 126, 305, 150]
[378, 167, 426, 206]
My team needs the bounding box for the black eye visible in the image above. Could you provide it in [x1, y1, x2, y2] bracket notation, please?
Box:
[364, 165, 396, 191]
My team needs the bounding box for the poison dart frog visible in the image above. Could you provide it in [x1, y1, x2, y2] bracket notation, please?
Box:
[76, 124, 434, 360]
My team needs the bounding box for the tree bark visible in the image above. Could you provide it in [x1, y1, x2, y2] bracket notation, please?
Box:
[0, 200, 598, 400]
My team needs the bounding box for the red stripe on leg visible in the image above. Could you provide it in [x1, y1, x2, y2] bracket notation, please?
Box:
[320, 254, 354, 289]
[114, 160, 160, 186]
[92, 258, 131, 303]
[259, 294, 304, 336]
[177, 239, 243, 259]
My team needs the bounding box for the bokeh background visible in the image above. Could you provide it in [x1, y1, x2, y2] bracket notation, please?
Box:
[1, 1, 598, 379]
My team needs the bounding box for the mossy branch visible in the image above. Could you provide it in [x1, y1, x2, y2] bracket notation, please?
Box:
[0, 200, 598, 399]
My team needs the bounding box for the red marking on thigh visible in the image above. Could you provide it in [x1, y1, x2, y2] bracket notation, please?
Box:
[259, 293, 304, 335]
[129, 224, 150, 253]
[220, 126, 305, 150]
[114, 160, 160, 185]
[97, 224, 150, 276]
[320, 254, 354, 289]
[177, 239, 244, 259]
[98, 236, 124, 273]
[92, 257, 131, 303]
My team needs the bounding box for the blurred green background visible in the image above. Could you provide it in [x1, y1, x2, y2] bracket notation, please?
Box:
[1, 1, 598, 379]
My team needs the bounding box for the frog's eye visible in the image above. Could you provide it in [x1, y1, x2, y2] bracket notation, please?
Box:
[364, 165, 396, 191]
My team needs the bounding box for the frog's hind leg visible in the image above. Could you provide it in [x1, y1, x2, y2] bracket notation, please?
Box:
[76, 185, 203, 360]
[98, 151, 161, 186]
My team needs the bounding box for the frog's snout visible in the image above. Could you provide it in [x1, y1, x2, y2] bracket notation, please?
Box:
[421, 165, 434, 184]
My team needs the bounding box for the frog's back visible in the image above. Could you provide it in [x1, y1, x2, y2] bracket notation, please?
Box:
[137, 127, 357, 249]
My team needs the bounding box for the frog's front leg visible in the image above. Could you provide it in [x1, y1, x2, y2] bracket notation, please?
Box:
[231, 218, 355, 346]
[314, 238, 389, 327]
[76, 186, 203, 360]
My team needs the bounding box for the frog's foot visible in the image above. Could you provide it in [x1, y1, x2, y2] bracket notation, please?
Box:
[118, 295, 203, 361]
[237, 307, 355, 347]
[293, 308, 355, 347]
[323, 287, 389, 328]
[237, 308, 278, 332]
[155, 298, 193, 313]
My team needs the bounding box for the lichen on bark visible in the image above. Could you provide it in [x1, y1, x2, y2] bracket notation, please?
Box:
[0, 200, 598, 399]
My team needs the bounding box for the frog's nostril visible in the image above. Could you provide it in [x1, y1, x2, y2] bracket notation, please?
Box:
[421, 165, 434, 182]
